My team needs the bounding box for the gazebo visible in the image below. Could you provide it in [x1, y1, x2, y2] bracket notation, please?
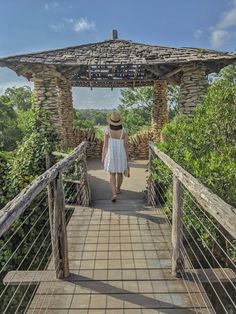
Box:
[0, 30, 235, 148]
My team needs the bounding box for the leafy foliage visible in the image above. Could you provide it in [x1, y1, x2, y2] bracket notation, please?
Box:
[118, 85, 179, 135]
[74, 108, 114, 129]
[0, 99, 22, 151]
[217, 64, 236, 84]
[7, 107, 59, 200]
[0, 86, 33, 151]
[153, 78, 236, 269]
[0, 152, 11, 209]
[3, 86, 32, 111]
[0, 105, 59, 312]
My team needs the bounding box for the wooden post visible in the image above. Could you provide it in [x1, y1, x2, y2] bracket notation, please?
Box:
[46, 153, 60, 278]
[48, 172, 69, 279]
[147, 146, 153, 206]
[172, 175, 184, 277]
[79, 156, 91, 207]
[74, 144, 91, 207]
[74, 159, 81, 205]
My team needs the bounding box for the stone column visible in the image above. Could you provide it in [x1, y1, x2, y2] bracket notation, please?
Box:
[33, 66, 63, 144]
[57, 78, 76, 148]
[151, 80, 168, 142]
[179, 64, 208, 115]
[32, 65, 76, 149]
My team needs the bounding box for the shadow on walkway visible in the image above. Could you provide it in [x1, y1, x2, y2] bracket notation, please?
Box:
[66, 273, 198, 313]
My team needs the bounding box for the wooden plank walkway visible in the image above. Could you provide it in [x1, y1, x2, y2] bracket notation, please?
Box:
[27, 159, 213, 313]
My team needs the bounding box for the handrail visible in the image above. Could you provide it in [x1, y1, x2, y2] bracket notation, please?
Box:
[149, 142, 236, 239]
[0, 141, 87, 238]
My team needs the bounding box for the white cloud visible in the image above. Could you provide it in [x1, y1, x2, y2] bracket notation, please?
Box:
[217, 6, 236, 29]
[194, 29, 203, 40]
[211, 29, 232, 48]
[50, 22, 65, 32]
[63, 17, 74, 23]
[45, 1, 59, 11]
[73, 18, 95, 33]
[210, 1, 236, 48]
[50, 17, 96, 33]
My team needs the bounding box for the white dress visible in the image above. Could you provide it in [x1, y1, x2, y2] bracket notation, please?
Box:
[104, 126, 128, 173]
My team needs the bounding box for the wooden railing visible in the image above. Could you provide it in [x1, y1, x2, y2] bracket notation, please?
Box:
[0, 141, 90, 280]
[148, 142, 236, 277]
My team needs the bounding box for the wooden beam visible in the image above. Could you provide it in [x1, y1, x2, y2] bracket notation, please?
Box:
[72, 80, 155, 88]
[145, 65, 163, 77]
[61, 66, 81, 79]
[183, 268, 236, 284]
[4, 267, 235, 285]
[160, 67, 182, 79]
[149, 142, 236, 239]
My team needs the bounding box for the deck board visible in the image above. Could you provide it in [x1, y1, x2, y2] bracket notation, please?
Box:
[27, 203, 213, 313]
[26, 159, 213, 313]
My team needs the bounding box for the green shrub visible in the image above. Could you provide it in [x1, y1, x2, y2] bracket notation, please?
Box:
[158, 79, 236, 207]
[0, 107, 59, 312]
[153, 79, 236, 265]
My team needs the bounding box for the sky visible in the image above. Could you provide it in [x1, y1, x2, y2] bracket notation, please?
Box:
[0, 0, 236, 109]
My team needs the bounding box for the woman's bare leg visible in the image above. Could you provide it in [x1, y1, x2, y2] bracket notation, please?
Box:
[116, 172, 123, 193]
[110, 172, 117, 197]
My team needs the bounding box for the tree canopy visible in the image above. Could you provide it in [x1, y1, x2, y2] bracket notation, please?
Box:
[118, 85, 179, 135]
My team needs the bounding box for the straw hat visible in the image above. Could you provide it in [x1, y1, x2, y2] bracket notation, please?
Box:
[107, 111, 122, 126]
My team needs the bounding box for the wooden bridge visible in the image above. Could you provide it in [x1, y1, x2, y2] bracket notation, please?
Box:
[0, 142, 235, 313]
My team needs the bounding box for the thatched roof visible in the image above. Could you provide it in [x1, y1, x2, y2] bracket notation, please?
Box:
[0, 39, 235, 87]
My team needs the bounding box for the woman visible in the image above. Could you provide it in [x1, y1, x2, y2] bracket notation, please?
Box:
[101, 111, 129, 202]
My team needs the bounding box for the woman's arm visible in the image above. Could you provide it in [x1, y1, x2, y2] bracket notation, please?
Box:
[101, 133, 109, 163]
[124, 132, 129, 160]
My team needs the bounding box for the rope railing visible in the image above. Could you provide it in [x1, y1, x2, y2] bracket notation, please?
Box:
[148, 142, 236, 314]
[0, 141, 91, 313]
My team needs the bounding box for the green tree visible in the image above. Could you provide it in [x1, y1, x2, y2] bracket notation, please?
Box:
[153, 79, 236, 274]
[218, 64, 236, 84]
[3, 86, 32, 111]
[0, 86, 33, 151]
[118, 85, 179, 135]
[153, 76, 236, 313]
[0, 99, 22, 151]
[158, 78, 236, 206]
[0, 107, 59, 312]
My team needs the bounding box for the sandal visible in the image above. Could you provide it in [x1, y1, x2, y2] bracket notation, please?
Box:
[111, 194, 117, 202]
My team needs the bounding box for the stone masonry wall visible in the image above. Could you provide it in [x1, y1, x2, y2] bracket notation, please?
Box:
[57, 78, 76, 147]
[74, 128, 153, 160]
[151, 80, 168, 142]
[32, 65, 76, 149]
[179, 64, 208, 115]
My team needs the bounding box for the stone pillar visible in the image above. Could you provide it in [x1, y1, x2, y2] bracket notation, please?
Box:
[179, 64, 208, 115]
[151, 80, 168, 142]
[57, 78, 76, 148]
[32, 65, 76, 149]
[33, 67, 63, 143]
